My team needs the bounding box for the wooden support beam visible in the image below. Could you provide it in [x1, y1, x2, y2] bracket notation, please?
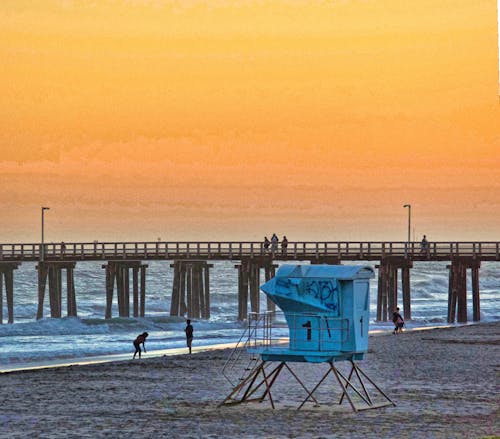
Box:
[56, 266, 62, 318]
[133, 267, 139, 318]
[104, 263, 115, 319]
[471, 266, 480, 321]
[196, 264, 205, 318]
[191, 264, 199, 319]
[37, 263, 48, 320]
[447, 264, 456, 323]
[402, 267, 411, 321]
[203, 264, 211, 319]
[140, 265, 146, 317]
[67, 267, 77, 317]
[249, 264, 260, 314]
[376, 265, 383, 321]
[123, 266, 130, 317]
[116, 265, 124, 317]
[186, 264, 193, 318]
[180, 263, 187, 316]
[457, 263, 467, 323]
[387, 266, 395, 320]
[5, 270, 14, 324]
[0, 272, 3, 324]
[170, 261, 181, 316]
[264, 264, 276, 313]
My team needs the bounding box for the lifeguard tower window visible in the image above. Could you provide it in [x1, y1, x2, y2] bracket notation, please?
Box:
[302, 320, 312, 340]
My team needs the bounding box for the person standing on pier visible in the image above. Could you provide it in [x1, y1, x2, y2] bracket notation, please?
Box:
[420, 235, 429, 255]
[281, 236, 288, 256]
[133, 332, 149, 359]
[271, 233, 279, 256]
[185, 319, 194, 354]
[263, 236, 270, 253]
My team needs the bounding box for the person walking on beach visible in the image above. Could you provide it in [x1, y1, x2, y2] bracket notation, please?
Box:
[133, 332, 149, 359]
[271, 233, 279, 256]
[392, 308, 404, 334]
[185, 319, 194, 354]
[281, 236, 288, 256]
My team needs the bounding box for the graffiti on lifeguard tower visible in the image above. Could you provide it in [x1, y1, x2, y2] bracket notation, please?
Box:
[304, 280, 340, 314]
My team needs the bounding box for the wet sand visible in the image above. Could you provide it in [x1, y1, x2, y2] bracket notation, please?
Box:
[0, 323, 498, 438]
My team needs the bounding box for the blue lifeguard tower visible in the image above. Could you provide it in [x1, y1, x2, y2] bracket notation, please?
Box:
[221, 264, 395, 411]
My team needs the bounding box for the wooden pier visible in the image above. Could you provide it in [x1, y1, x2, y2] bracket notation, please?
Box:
[0, 241, 498, 324]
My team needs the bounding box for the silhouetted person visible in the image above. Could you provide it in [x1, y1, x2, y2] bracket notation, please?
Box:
[185, 320, 193, 354]
[133, 332, 148, 359]
[420, 235, 429, 254]
[281, 236, 288, 256]
[263, 236, 270, 253]
[392, 308, 404, 334]
[271, 233, 279, 255]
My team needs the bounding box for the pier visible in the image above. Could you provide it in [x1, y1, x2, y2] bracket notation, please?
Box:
[0, 241, 498, 324]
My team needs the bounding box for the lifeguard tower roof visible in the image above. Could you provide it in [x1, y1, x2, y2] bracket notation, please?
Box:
[261, 264, 374, 314]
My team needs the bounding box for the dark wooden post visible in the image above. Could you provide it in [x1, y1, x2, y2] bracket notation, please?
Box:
[402, 267, 411, 320]
[249, 263, 260, 314]
[387, 265, 395, 319]
[123, 266, 130, 317]
[376, 264, 382, 321]
[133, 267, 139, 318]
[191, 264, 199, 318]
[180, 263, 187, 316]
[104, 262, 116, 319]
[264, 263, 276, 313]
[186, 263, 193, 318]
[197, 265, 205, 319]
[471, 265, 480, 321]
[57, 266, 63, 318]
[170, 261, 181, 316]
[0, 271, 3, 324]
[236, 264, 248, 321]
[203, 264, 211, 318]
[67, 266, 77, 317]
[457, 262, 467, 323]
[37, 263, 48, 320]
[447, 262, 457, 323]
[5, 269, 14, 324]
[140, 265, 146, 317]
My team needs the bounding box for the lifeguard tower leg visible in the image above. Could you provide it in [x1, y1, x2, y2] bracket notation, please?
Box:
[295, 364, 331, 409]
[220, 361, 286, 408]
[338, 360, 373, 406]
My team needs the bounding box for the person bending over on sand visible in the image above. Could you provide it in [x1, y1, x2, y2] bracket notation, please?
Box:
[185, 319, 194, 354]
[133, 332, 149, 359]
[392, 308, 404, 334]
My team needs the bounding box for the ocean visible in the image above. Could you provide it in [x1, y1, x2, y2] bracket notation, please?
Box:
[0, 260, 498, 367]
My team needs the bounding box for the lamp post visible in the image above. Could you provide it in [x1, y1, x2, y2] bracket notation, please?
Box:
[41, 207, 50, 262]
[403, 204, 411, 243]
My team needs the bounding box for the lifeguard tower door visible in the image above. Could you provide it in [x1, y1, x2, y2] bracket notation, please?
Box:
[353, 280, 370, 352]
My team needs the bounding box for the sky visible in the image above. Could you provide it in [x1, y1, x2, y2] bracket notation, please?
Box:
[1, 0, 499, 243]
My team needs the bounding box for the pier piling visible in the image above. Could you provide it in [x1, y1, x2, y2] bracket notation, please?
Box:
[102, 261, 147, 319]
[0, 263, 19, 324]
[36, 262, 77, 320]
[170, 261, 212, 319]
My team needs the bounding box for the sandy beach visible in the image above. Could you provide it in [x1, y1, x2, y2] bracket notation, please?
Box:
[0, 323, 498, 439]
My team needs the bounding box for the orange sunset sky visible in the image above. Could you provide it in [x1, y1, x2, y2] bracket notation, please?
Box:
[1, 0, 499, 243]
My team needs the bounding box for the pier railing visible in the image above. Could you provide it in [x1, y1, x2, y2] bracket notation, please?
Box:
[0, 241, 499, 262]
